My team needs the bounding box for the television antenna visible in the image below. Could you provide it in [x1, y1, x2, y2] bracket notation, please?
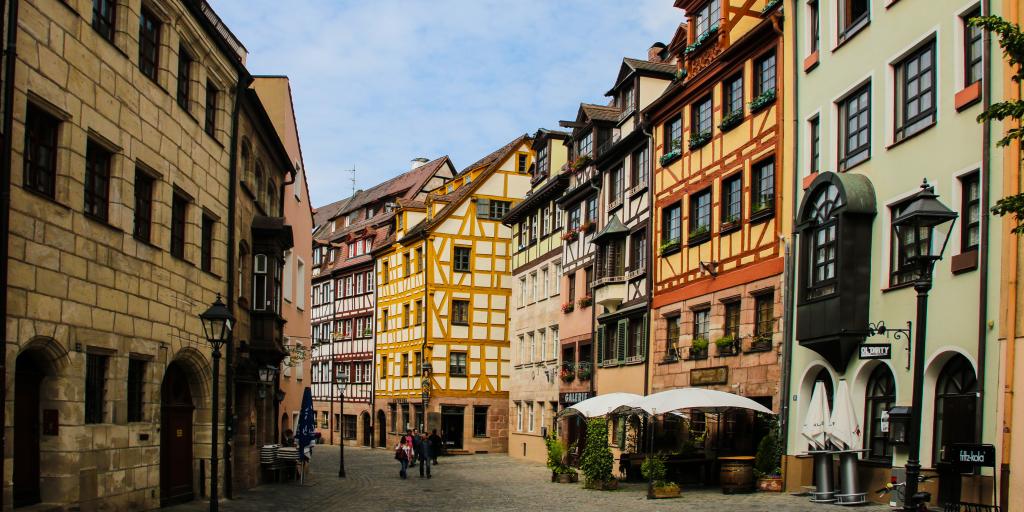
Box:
[342, 167, 356, 197]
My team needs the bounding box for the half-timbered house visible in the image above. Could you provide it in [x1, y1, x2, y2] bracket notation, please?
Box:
[375, 136, 532, 453]
[646, 0, 789, 457]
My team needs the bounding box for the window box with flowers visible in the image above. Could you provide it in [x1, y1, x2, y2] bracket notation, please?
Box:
[715, 335, 739, 356]
[749, 89, 776, 113]
[562, 228, 579, 242]
[751, 198, 775, 222]
[578, 295, 593, 308]
[560, 363, 576, 382]
[688, 130, 712, 150]
[748, 335, 773, 353]
[570, 154, 593, 174]
[581, 221, 596, 234]
[688, 338, 709, 360]
[720, 213, 741, 233]
[659, 139, 682, 167]
[684, 25, 719, 56]
[577, 362, 593, 381]
[660, 239, 681, 256]
[561, 302, 575, 314]
[688, 225, 711, 246]
[719, 110, 744, 132]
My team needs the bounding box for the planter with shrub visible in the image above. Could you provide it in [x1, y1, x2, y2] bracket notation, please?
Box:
[642, 452, 680, 499]
[581, 417, 617, 490]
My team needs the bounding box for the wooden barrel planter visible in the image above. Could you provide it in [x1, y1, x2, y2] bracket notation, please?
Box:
[719, 457, 755, 494]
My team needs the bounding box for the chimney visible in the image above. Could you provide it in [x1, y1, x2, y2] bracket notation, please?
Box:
[410, 157, 430, 170]
[648, 42, 667, 63]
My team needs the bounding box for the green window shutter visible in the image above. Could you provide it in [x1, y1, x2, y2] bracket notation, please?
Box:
[476, 198, 490, 219]
[617, 319, 628, 363]
[597, 325, 606, 363]
[640, 314, 648, 359]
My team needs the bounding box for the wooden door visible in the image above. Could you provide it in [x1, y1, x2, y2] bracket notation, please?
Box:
[362, 413, 371, 446]
[160, 363, 195, 507]
[441, 406, 464, 450]
[377, 410, 386, 447]
[13, 353, 43, 508]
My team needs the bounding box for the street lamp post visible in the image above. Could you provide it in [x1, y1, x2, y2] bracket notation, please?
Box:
[327, 336, 334, 447]
[891, 180, 957, 511]
[200, 295, 234, 512]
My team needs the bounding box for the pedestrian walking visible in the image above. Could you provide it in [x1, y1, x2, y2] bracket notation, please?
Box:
[411, 430, 423, 468]
[405, 429, 417, 465]
[395, 437, 412, 479]
[418, 433, 432, 478]
[429, 429, 442, 464]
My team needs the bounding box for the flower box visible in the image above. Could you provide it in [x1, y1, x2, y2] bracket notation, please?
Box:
[577, 296, 593, 308]
[571, 154, 593, 173]
[648, 482, 681, 499]
[562, 229, 579, 242]
[577, 363, 593, 381]
[749, 89, 777, 113]
[684, 25, 719, 56]
[659, 139, 682, 167]
[581, 221, 596, 234]
[688, 131, 712, 150]
[748, 336, 773, 353]
[716, 336, 739, 356]
[660, 239, 681, 256]
[719, 110, 743, 131]
[560, 367, 575, 382]
[758, 476, 783, 492]
[688, 339, 709, 360]
[561, 302, 575, 314]
[688, 225, 710, 241]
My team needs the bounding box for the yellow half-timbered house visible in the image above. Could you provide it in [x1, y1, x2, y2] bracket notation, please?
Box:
[374, 135, 533, 452]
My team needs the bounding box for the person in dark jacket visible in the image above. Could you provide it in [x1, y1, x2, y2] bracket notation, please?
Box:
[416, 432, 432, 478]
[428, 429, 442, 464]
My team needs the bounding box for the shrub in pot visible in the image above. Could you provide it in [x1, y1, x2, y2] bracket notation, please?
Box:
[754, 418, 783, 491]
[642, 452, 680, 499]
[546, 434, 578, 483]
[581, 417, 617, 490]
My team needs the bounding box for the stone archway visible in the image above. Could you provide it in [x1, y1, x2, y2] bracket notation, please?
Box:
[160, 361, 196, 506]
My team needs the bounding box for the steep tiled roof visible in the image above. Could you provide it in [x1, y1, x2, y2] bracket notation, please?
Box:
[339, 156, 449, 215]
[581, 103, 621, 123]
[312, 197, 351, 231]
[459, 135, 527, 175]
[622, 57, 677, 75]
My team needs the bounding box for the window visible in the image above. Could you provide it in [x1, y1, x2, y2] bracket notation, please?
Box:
[401, 353, 409, 377]
[693, 308, 710, 343]
[722, 174, 742, 226]
[516, 402, 523, 431]
[891, 199, 930, 286]
[628, 316, 645, 359]
[518, 276, 527, 307]
[476, 198, 511, 220]
[415, 299, 424, 325]
[380, 308, 389, 332]
[170, 192, 188, 259]
[452, 300, 469, 325]
[344, 415, 357, 439]
[689, 189, 711, 239]
[200, 214, 214, 272]
[133, 169, 154, 242]
[961, 172, 980, 252]
[692, 95, 713, 138]
[23, 103, 60, 198]
[541, 267, 550, 297]
[403, 303, 411, 328]
[84, 140, 112, 222]
[403, 252, 411, 276]
[609, 165, 624, 204]
[722, 301, 740, 341]
[895, 40, 936, 141]
[127, 358, 146, 422]
[400, 405, 409, 431]
[584, 266, 593, 296]
[839, 0, 870, 39]
[517, 153, 528, 174]
[389, 403, 396, 431]
[529, 272, 538, 302]
[662, 203, 681, 244]
[454, 246, 471, 272]
[92, 0, 116, 42]
[413, 351, 421, 376]
[838, 83, 871, 170]
[752, 159, 775, 215]
[666, 314, 681, 354]
[551, 326, 559, 360]
[963, 8, 983, 86]
[568, 205, 581, 231]
[807, 184, 841, 298]
[629, 230, 646, 271]
[473, 406, 488, 437]
[585, 196, 597, 223]
[139, 8, 161, 81]
[631, 146, 648, 188]
[808, 0, 820, 53]
[620, 84, 635, 112]
[205, 82, 218, 136]
[528, 402, 535, 432]
[864, 365, 895, 462]
[577, 131, 593, 157]
[449, 352, 467, 377]
[695, 0, 720, 38]
[528, 332, 536, 363]
[253, 253, 281, 312]
[664, 116, 682, 154]
[754, 293, 774, 340]
[567, 272, 576, 303]
[754, 53, 777, 97]
[415, 247, 423, 272]
[538, 329, 547, 361]
[85, 353, 108, 424]
[177, 45, 193, 111]
[381, 355, 389, 380]
[536, 145, 549, 177]
[809, 116, 821, 173]
[381, 261, 389, 284]
[723, 74, 743, 118]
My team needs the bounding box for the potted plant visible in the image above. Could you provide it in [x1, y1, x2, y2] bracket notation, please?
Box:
[754, 419, 784, 491]
[688, 130, 712, 150]
[581, 417, 617, 490]
[749, 88, 777, 113]
[715, 335, 738, 356]
[546, 434, 579, 483]
[688, 225, 710, 241]
[659, 139, 682, 167]
[752, 198, 774, 215]
[577, 362, 593, 381]
[561, 302, 575, 314]
[642, 452, 680, 499]
[581, 220, 596, 233]
[659, 238, 681, 255]
[562, 229, 579, 242]
[750, 334, 773, 352]
[689, 337, 709, 359]
[560, 364, 575, 382]
[719, 110, 743, 131]
[684, 25, 719, 56]
[578, 295, 593, 308]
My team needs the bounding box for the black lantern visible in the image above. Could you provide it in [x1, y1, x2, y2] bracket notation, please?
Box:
[887, 406, 912, 445]
[199, 294, 234, 349]
[258, 365, 277, 385]
[891, 180, 958, 268]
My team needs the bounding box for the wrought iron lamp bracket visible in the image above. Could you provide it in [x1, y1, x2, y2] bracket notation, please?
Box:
[866, 320, 913, 370]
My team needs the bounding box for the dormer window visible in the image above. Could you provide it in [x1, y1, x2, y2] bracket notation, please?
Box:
[620, 85, 635, 112]
[577, 132, 593, 158]
[536, 145, 549, 178]
[694, 0, 721, 39]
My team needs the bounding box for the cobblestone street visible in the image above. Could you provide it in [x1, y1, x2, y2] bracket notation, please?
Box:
[168, 446, 890, 512]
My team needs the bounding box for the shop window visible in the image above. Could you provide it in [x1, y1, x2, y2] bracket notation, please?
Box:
[864, 365, 895, 462]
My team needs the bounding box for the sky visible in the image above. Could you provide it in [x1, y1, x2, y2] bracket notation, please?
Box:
[214, 0, 682, 208]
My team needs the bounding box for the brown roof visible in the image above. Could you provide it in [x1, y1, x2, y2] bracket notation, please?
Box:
[622, 57, 677, 75]
[459, 135, 527, 175]
[339, 156, 450, 215]
[581, 103, 621, 123]
[312, 196, 352, 230]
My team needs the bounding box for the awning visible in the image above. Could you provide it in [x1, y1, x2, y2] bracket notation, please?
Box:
[558, 392, 642, 418]
[609, 388, 775, 417]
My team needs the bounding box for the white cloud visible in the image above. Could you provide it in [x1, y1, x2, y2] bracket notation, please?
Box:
[213, 0, 682, 206]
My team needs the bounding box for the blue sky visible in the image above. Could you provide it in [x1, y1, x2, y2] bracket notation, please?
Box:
[214, 1, 682, 208]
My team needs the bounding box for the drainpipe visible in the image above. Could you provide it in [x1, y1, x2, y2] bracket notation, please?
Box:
[975, 0, 991, 481]
[587, 176, 600, 401]
[778, 0, 801, 464]
[0, 0, 19, 508]
[223, 72, 251, 500]
[641, 121, 655, 398]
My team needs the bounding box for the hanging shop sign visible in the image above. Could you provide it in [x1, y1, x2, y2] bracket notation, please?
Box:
[690, 366, 728, 386]
[560, 391, 592, 406]
[859, 344, 891, 360]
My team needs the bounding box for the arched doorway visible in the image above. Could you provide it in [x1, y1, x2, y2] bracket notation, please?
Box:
[361, 412, 371, 447]
[377, 410, 386, 447]
[933, 354, 977, 505]
[13, 351, 45, 507]
[160, 362, 196, 506]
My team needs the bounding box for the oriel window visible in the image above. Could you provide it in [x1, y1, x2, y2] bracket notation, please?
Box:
[807, 184, 841, 298]
[84, 140, 112, 222]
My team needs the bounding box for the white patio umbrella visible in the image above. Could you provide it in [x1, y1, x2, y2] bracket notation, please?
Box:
[828, 379, 862, 450]
[801, 380, 831, 450]
[609, 387, 774, 416]
[558, 392, 642, 418]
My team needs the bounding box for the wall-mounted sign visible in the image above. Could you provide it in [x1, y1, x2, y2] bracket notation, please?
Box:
[950, 443, 995, 468]
[560, 391, 592, 406]
[879, 410, 889, 433]
[690, 366, 728, 386]
[859, 344, 891, 360]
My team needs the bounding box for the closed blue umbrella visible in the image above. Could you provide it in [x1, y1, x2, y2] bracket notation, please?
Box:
[296, 387, 316, 462]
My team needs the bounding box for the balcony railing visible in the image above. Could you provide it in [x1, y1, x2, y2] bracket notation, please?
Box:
[595, 131, 622, 158]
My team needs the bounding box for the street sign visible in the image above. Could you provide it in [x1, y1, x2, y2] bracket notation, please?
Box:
[950, 443, 995, 468]
[859, 344, 891, 359]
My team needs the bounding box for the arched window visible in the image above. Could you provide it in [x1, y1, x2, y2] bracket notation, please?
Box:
[267, 181, 277, 216]
[933, 354, 977, 464]
[863, 365, 895, 462]
[240, 139, 252, 184]
[255, 161, 265, 209]
[806, 183, 843, 298]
